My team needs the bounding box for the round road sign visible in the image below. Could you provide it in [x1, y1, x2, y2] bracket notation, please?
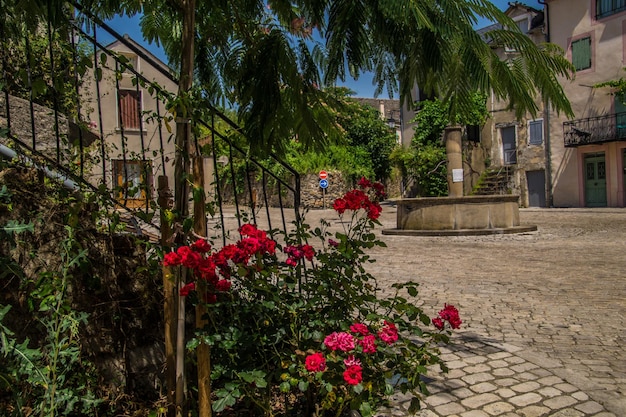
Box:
[319, 179, 329, 189]
[319, 170, 328, 180]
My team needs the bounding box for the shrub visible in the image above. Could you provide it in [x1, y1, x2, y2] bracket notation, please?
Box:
[165, 178, 460, 416]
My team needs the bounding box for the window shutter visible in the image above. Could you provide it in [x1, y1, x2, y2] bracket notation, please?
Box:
[119, 90, 141, 129]
[529, 120, 543, 145]
[572, 37, 591, 71]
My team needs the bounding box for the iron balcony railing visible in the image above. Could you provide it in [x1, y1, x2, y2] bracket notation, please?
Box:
[563, 112, 626, 147]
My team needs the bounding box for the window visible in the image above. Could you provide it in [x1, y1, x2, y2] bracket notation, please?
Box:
[515, 17, 529, 34]
[596, 0, 626, 19]
[501, 126, 517, 165]
[571, 37, 592, 71]
[529, 120, 543, 145]
[118, 90, 142, 129]
[112, 159, 152, 206]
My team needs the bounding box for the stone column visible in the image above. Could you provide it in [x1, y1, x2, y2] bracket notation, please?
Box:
[445, 125, 464, 197]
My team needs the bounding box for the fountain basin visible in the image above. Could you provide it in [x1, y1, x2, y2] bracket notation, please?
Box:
[382, 195, 537, 236]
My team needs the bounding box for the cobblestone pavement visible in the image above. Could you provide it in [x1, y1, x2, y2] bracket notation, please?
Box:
[300, 206, 626, 417]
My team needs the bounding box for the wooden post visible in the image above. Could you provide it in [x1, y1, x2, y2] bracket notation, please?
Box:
[193, 155, 212, 416]
[173, 0, 196, 415]
[158, 176, 177, 417]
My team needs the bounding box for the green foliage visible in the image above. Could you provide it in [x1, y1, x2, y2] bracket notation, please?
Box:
[0, 177, 101, 416]
[594, 68, 626, 99]
[0, 17, 92, 118]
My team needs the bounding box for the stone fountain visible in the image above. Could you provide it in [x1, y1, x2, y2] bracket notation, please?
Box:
[383, 126, 537, 236]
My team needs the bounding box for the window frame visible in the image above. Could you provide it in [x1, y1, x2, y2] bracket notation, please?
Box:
[112, 159, 153, 205]
[595, 0, 626, 20]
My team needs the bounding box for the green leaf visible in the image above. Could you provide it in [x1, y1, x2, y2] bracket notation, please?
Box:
[298, 380, 308, 392]
[359, 401, 372, 417]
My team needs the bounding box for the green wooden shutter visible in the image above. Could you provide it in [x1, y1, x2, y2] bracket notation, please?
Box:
[572, 37, 591, 71]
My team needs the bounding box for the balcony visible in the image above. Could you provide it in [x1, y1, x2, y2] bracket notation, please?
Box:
[564, 112, 626, 147]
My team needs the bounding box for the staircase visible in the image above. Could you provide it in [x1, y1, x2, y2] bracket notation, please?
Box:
[472, 166, 514, 196]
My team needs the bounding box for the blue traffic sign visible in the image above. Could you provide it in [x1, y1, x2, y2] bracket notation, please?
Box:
[319, 179, 329, 189]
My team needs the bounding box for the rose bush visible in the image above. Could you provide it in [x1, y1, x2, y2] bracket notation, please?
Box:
[164, 178, 460, 416]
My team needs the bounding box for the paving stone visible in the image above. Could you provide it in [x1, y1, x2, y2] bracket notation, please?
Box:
[460, 393, 500, 408]
[433, 401, 466, 415]
[462, 372, 495, 384]
[503, 356, 525, 365]
[424, 392, 456, 406]
[459, 411, 490, 417]
[536, 375, 565, 386]
[489, 360, 510, 369]
[492, 368, 516, 377]
[495, 388, 516, 398]
[482, 401, 515, 416]
[510, 362, 539, 373]
[537, 386, 563, 398]
[543, 395, 578, 409]
[464, 356, 489, 364]
[554, 383, 578, 393]
[516, 372, 539, 381]
[469, 382, 497, 393]
[493, 378, 518, 387]
[518, 405, 551, 417]
[446, 360, 468, 370]
[510, 381, 541, 393]
[463, 364, 492, 374]
[486, 352, 512, 360]
[450, 387, 475, 399]
[508, 392, 542, 407]
[570, 391, 588, 401]
[547, 409, 584, 417]
[574, 400, 605, 414]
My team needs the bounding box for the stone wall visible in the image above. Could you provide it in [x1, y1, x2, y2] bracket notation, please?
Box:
[300, 172, 351, 208]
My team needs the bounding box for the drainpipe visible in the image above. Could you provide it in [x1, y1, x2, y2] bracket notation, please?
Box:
[0, 144, 80, 191]
[538, 0, 553, 207]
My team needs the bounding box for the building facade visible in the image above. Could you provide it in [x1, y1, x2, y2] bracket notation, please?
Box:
[547, 0, 626, 207]
[82, 35, 178, 209]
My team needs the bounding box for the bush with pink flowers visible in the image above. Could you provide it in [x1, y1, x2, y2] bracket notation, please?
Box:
[165, 178, 460, 416]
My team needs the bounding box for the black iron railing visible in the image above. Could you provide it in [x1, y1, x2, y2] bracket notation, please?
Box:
[563, 112, 626, 147]
[0, 4, 301, 244]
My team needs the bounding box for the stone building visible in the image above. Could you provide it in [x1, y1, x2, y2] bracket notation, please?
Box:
[477, 1, 626, 208]
[81, 35, 178, 208]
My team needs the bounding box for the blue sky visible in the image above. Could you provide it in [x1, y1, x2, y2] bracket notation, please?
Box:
[105, 0, 544, 98]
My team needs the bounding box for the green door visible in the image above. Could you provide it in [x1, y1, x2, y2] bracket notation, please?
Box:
[584, 153, 607, 207]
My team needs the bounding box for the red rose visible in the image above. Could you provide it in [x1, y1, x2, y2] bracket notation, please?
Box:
[343, 365, 363, 385]
[350, 323, 370, 336]
[163, 251, 182, 267]
[177, 246, 202, 269]
[359, 335, 377, 354]
[305, 352, 326, 372]
[438, 304, 462, 329]
[333, 198, 347, 214]
[239, 223, 258, 237]
[215, 279, 231, 292]
[432, 317, 444, 330]
[179, 282, 196, 297]
[191, 239, 211, 253]
[358, 177, 372, 189]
